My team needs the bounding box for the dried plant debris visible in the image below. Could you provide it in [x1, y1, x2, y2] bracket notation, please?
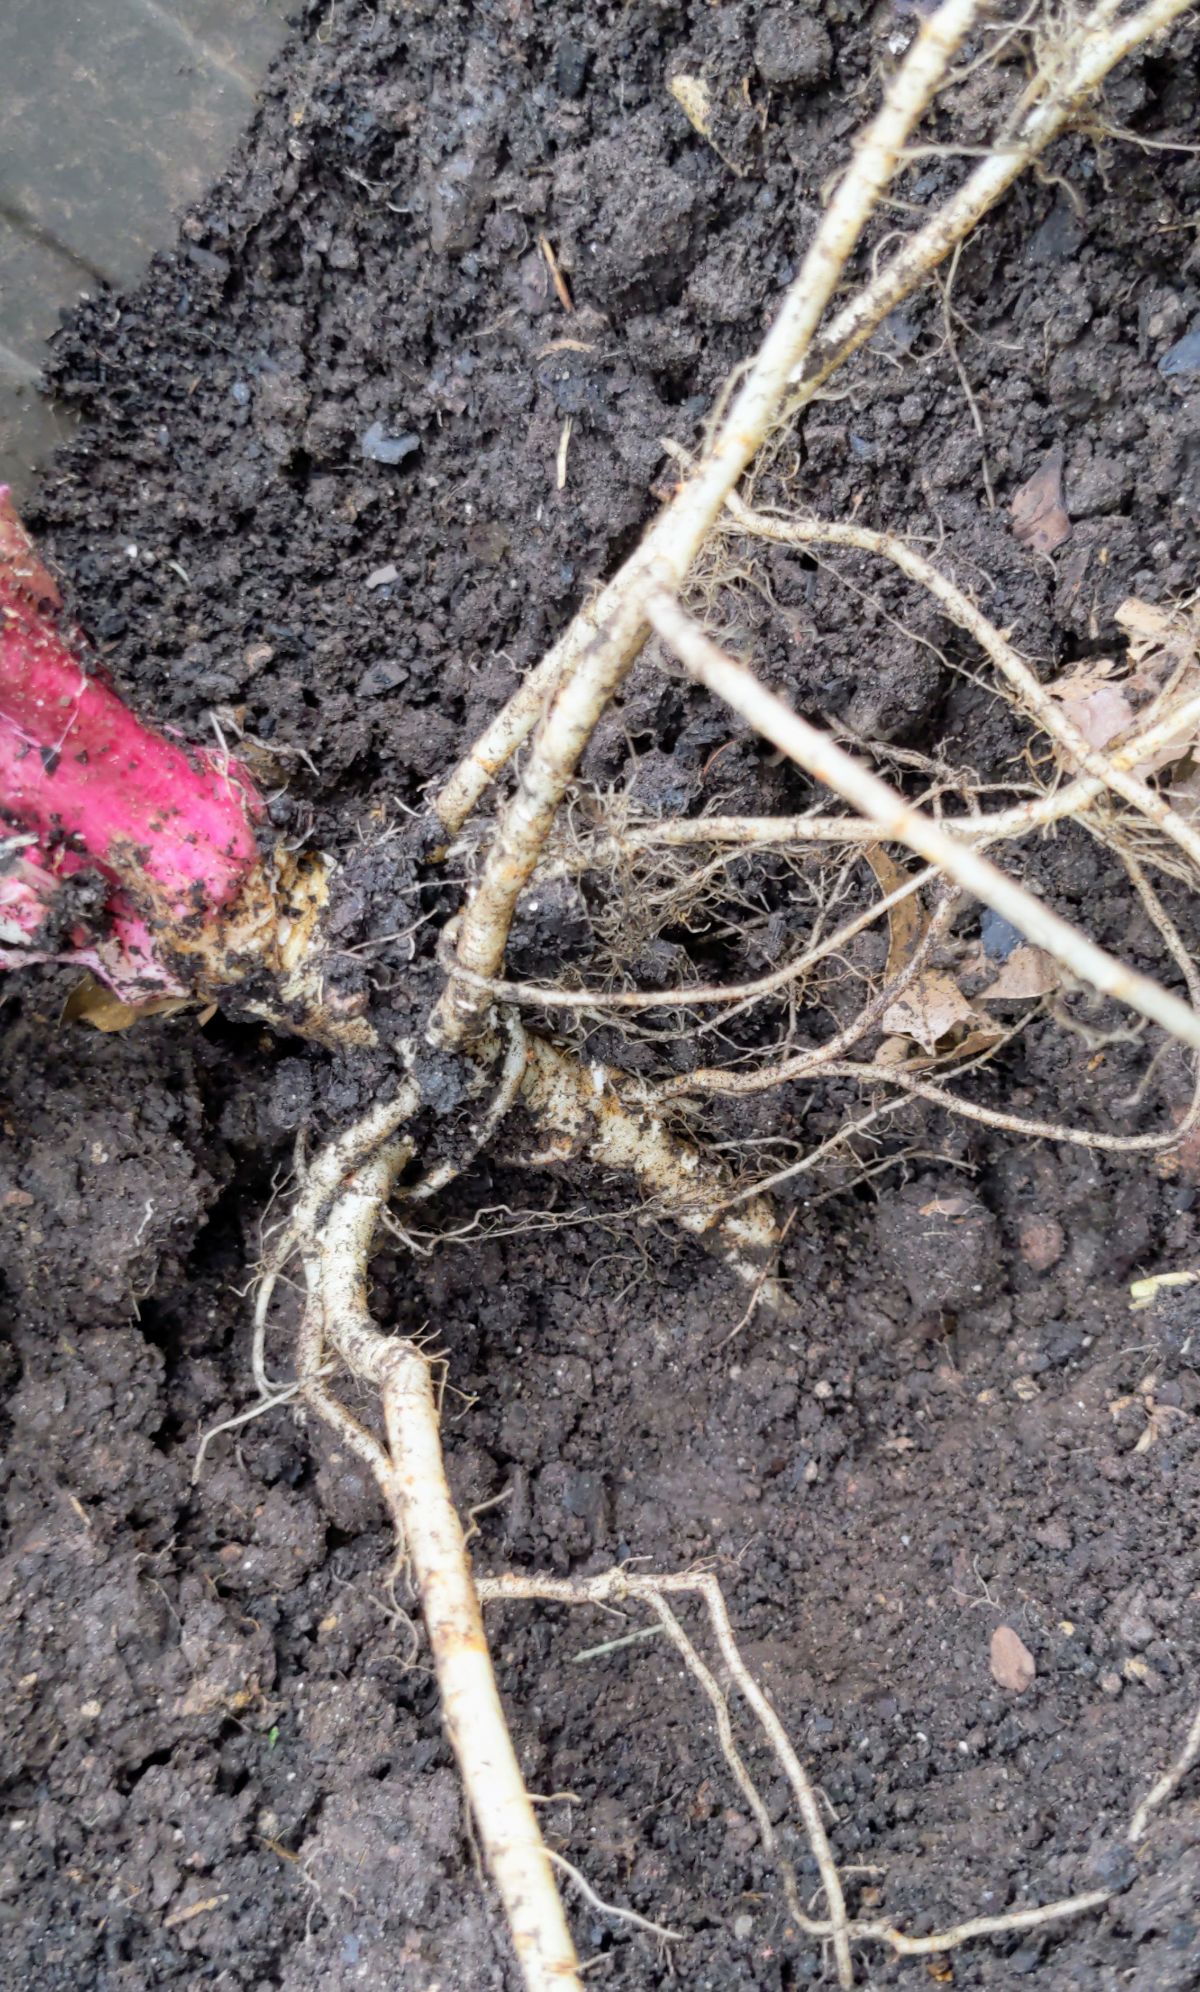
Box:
[1011, 443, 1072, 556]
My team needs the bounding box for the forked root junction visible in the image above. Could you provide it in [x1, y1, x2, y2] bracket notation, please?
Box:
[516, 1030, 792, 1314]
[244, 1099, 1200, 1992]
[208, 4, 1200, 1983]
[482, 1569, 1200, 1985]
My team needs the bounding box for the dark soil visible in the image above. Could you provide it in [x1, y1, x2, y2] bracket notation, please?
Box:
[5, 3, 1200, 1987]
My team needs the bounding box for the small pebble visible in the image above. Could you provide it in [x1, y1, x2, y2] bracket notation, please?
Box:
[366, 564, 400, 590]
[1159, 322, 1200, 376]
[357, 659, 407, 697]
[1018, 1214, 1066, 1274]
[554, 37, 590, 98]
[1119, 1602, 1155, 1649]
[982, 909, 1024, 960]
[754, 7, 833, 85]
[360, 421, 420, 465]
[1087, 1839, 1135, 1888]
[991, 1624, 1036, 1693]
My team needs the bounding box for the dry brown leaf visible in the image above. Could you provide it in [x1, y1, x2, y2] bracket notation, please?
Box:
[1042, 597, 1200, 780]
[61, 975, 194, 1034]
[875, 1034, 919, 1066]
[1045, 655, 1135, 750]
[882, 969, 987, 1056]
[1132, 1403, 1188, 1454]
[668, 72, 751, 178]
[953, 1024, 1006, 1060]
[866, 846, 999, 1055]
[669, 73, 713, 138]
[865, 844, 925, 973]
[1044, 629, 1200, 779]
[981, 943, 1060, 1002]
[918, 1194, 975, 1219]
[1167, 765, 1200, 826]
[1117, 595, 1200, 695]
[990, 1624, 1036, 1693]
[1011, 444, 1071, 555]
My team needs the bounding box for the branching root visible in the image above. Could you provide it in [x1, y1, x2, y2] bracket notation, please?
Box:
[480, 1567, 1200, 1987]
[230, 8, 1200, 1988]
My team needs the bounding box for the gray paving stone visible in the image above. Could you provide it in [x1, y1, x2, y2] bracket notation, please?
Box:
[0, 0, 289, 494]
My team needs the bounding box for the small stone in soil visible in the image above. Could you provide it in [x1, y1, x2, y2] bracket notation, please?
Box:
[1119, 1601, 1155, 1649]
[554, 37, 590, 99]
[357, 659, 407, 696]
[990, 1623, 1036, 1692]
[981, 909, 1024, 959]
[1018, 1214, 1066, 1273]
[360, 421, 420, 465]
[753, 7, 833, 86]
[1088, 1840, 1136, 1888]
[1159, 322, 1200, 377]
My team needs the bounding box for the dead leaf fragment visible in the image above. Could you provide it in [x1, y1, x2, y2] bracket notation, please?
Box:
[918, 1194, 975, 1220]
[1011, 444, 1071, 555]
[1132, 1402, 1188, 1454]
[537, 234, 574, 313]
[1041, 596, 1200, 781]
[866, 846, 998, 1056]
[670, 73, 713, 139]
[1167, 765, 1200, 827]
[1117, 595, 1200, 687]
[990, 1624, 1036, 1693]
[1130, 1269, 1200, 1311]
[882, 970, 987, 1056]
[62, 976, 194, 1033]
[667, 71, 751, 177]
[163, 1893, 228, 1930]
[981, 944, 1060, 1003]
[1046, 655, 1137, 754]
[866, 845, 924, 965]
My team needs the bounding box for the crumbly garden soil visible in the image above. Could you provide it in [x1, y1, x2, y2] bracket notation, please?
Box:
[4, 3, 1200, 1986]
